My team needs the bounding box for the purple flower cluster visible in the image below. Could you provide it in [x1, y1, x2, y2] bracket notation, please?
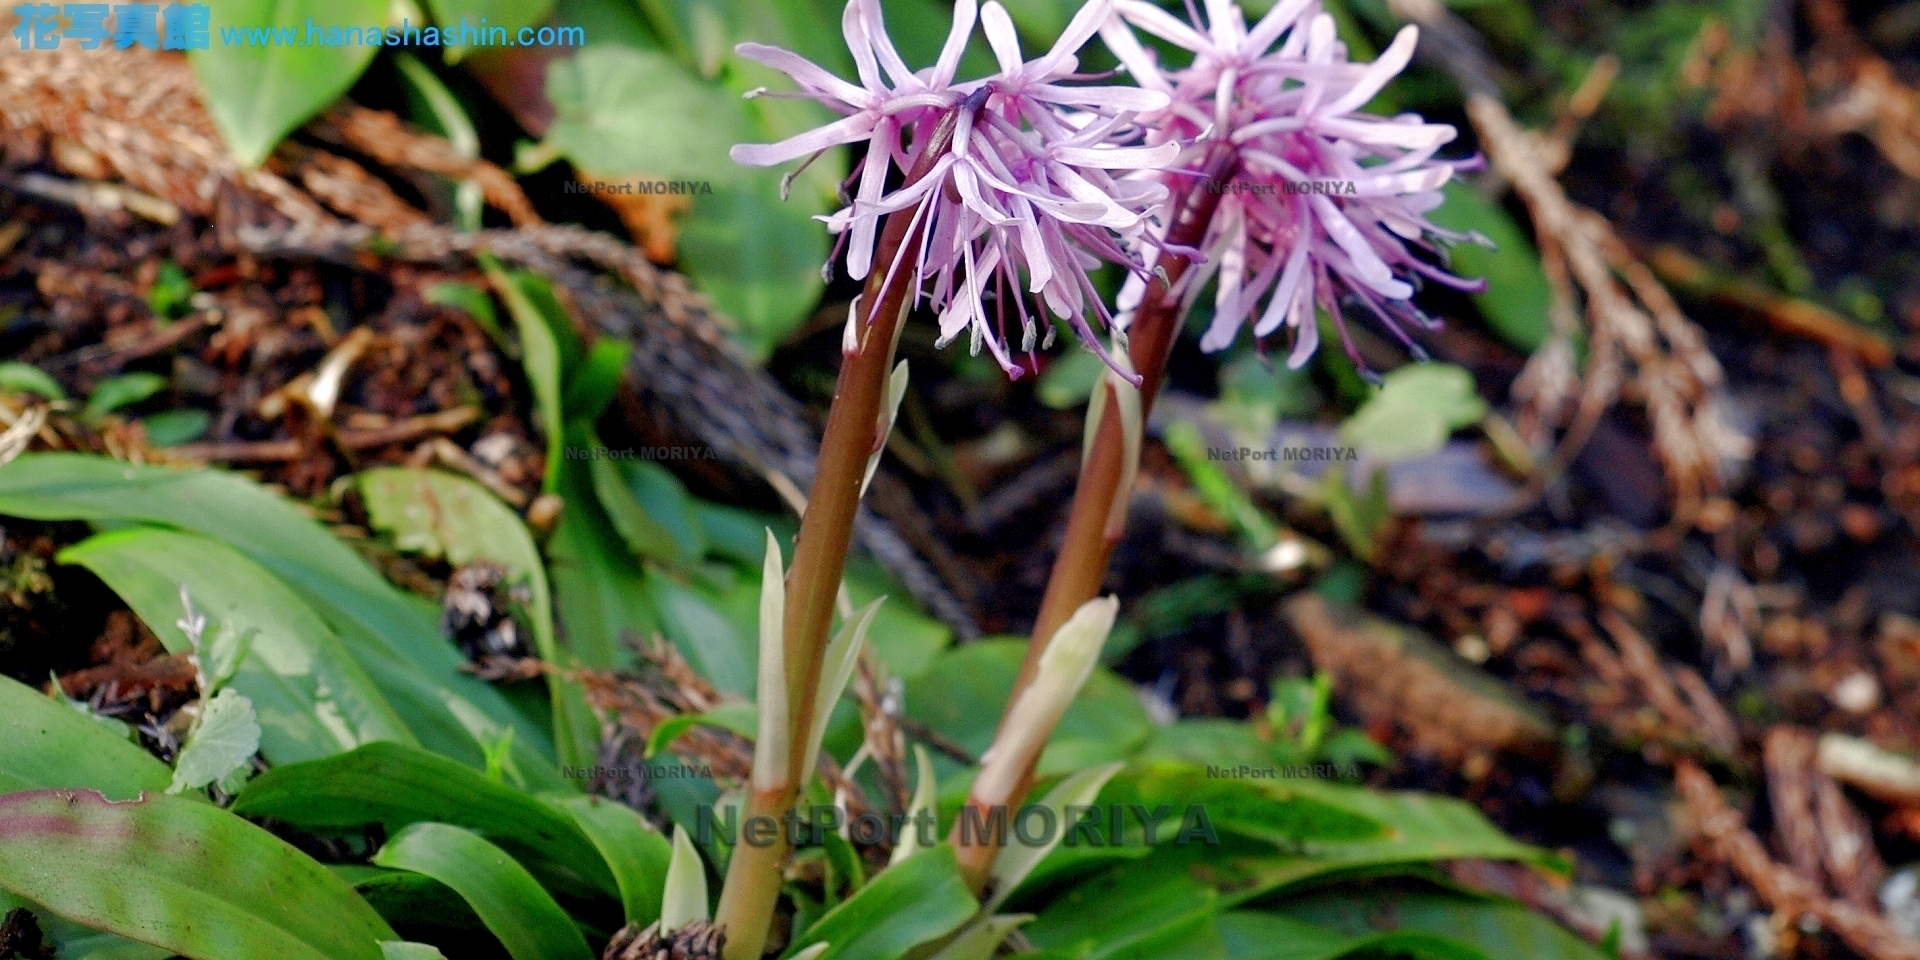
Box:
[732, 0, 1175, 378]
[730, 0, 1481, 376]
[1106, 0, 1486, 369]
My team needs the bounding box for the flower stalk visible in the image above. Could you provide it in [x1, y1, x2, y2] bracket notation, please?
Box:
[952, 144, 1238, 892]
[1023, 141, 1240, 678]
[714, 106, 964, 960]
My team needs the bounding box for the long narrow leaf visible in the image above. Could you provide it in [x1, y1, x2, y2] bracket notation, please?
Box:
[784, 846, 977, 960]
[547, 794, 672, 927]
[232, 742, 617, 900]
[372, 823, 593, 960]
[61, 528, 413, 765]
[357, 466, 598, 770]
[0, 454, 561, 786]
[0, 675, 172, 800]
[0, 789, 396, 960]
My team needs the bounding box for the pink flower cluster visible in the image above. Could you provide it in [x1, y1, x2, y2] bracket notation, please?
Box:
[731, 0, 1482, 376]
[1106, 0, 1486, 370]
[732, 0, 1176, 378]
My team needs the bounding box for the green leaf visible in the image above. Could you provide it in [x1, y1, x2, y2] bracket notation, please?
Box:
[543, 45, 751, 184]
[168, 688, 262, 795]
[540, 45, 836, 355]
[1338, 363, 1487, 463]
[646, 571, 757, 697]
[146, 261, 196, 322]
[0, 674, 173, 800]
[548, 424, 658, 671]
[423, 0, 557, 62]
[0, 789, 396, 960]
[990, 763, 1125, 911]
[372, 823, 594, 960]
[379, 943, 451, 960]
[1114, 764, 1385, 848]
[356, 466, 597, 768]
[1217, 912, 1486, 960]
[1286, 783, 1558, 870]
[62, 529, 402, 752]
[925, 915, 1034, 960]
[645, 702, 758, 758]
[332, 866, 486, 940]
[845, 559, 952, 680]
[140, 409, 211, 447]
[0, 891, 174, 960]
[546, 794, 672, 927]
[1136, 721, 1282, 774]
[62, 527, 415, 765]
[0, 362, 65, 400]
[785, 846, 978, 960]
[694, 500, 791, 566]
[423, 281, 511, 355]
[1164, 420, 1280, 550]
[591, 457, 703, 567]
[1038, 348, 1105, 410]
[1321, 465, 1390, 562]
[396, 52, 478, 159]
[1427, 182, 1553, 352]
[661, 823, 709, 929]
[188, 0, 387, 168]
[482, 260, 568, 490]
[905, 640, 1153, 778]
[0, 454, 562, 787]
[1276, 888, 1607, 960]
[84, 372, 165, 418]
[675, 174, 830, 359]
[231, 741, 618, 901]
[1025, 849, 1224, 960]
[564, 338, 632, 422]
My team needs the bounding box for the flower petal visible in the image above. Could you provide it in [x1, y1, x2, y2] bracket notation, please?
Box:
[1116, 0, 1210, 53]
[1244, 0, 1314, 55]
[1029, 83, 1171, 113]
[1099, 17, 1171, 93]
[1319, 25, 1418, 118]
[1314, 115, 1456, 149]
[843, 0, 885, 91]
[1051, 142, 1183, 170]
[932, 0, 978, 87]
[1253, 212, 1313, 338]
[981, 2, 1026, 76]
[1030, 0, 1114, 79]
[1312, 194, 1413, 298]
[857, 0, 918, 89]
[736, 42, 874, 107]
[730, 112, 877, 166]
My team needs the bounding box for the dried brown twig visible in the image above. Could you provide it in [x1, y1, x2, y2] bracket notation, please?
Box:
[1803, 0, 1920, 182]
[1678, 761, 1920, 960]
[310, 105, 543, 228]
[1561, 611, 1739, 758]
[1766, 727, 1888, 910]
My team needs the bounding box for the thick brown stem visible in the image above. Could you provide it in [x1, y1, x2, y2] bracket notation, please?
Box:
[952, 143, 1239, 893]
[715, 110, 963, 960]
